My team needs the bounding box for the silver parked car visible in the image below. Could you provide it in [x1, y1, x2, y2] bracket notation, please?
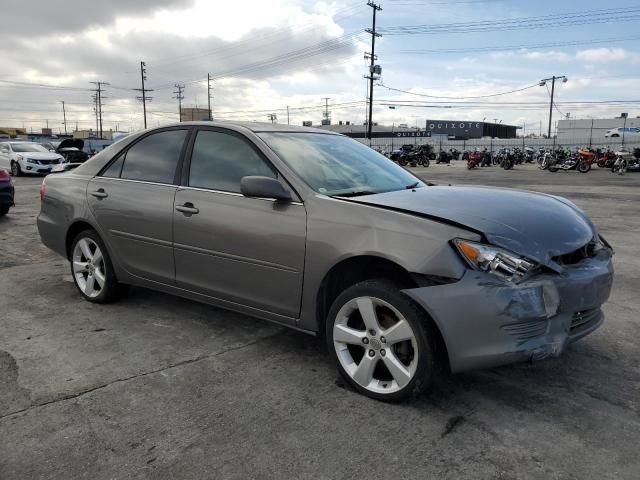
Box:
[38, 122, 614, 401]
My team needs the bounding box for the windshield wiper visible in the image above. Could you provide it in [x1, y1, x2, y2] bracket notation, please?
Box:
[332, 191, 377, 198]
[405, 181, 422, 189]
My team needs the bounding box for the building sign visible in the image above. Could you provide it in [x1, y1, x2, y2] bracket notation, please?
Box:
[344, 130, 431, 139]
[426, 120, 484, 138]
[393, 130, 431, 138]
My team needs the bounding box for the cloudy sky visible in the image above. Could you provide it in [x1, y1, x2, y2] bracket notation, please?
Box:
[1, 0, 639, 134]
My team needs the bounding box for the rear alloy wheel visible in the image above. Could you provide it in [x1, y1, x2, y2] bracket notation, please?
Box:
[327, 279, 435, 401]
[71, 230, 126, 303]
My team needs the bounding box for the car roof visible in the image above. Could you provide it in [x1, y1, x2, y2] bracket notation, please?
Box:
[159, 121, 342, 135]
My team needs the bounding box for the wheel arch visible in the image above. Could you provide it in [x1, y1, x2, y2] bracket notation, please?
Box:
[315, 255, 450, 367]
[65, 220, 99, 260]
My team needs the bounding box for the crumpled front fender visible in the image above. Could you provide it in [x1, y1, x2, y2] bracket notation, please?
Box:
[402, 251, 613, 373]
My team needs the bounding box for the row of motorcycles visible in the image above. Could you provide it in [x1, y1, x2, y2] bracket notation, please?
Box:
[385, 143, 640, 175]
[389, 144, 461, 167]
[536, 146, 640, 174]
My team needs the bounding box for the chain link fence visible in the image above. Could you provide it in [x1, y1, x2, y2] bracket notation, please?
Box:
[357, 136, 640, 156]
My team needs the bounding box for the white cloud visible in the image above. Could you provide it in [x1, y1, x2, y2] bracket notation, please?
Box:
[575, 48, 640, 64]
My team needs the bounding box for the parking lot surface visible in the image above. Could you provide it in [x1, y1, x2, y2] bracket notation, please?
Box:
[1, 164, 639, 479]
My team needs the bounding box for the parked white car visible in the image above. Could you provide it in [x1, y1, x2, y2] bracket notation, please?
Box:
[604, 127, 640, 138]
[0, 141, 64, 176]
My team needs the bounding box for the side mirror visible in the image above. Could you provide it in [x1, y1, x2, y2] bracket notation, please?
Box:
[240, 176, 292, 202]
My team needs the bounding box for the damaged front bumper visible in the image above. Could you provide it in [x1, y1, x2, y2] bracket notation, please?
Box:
[403, 249, 614, 373]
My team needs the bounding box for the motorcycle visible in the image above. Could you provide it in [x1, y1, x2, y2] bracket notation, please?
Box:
[436, 148, 458, 164]
[500, 148, 515, 170]
[611, 150, 638, 175]
[596, 147, 616, 168]
[548, 149, 591, 173]
[466, 149, 483, 169]
[524, 146, 536, 163]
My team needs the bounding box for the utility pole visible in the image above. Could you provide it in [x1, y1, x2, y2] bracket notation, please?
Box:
[287, 106, 290, 125]
[207, 73, 213, 121]
[321, 97, 331, 125]
[90, 82, 108, 138]
[60, 102, 67, 135]
[174, 83, 185, 122]
[365, 1, 382, 140]
[539, 75, 567, 138]
[134, 61, 153, 129]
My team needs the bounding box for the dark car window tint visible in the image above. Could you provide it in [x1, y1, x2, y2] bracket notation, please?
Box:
[120, 129, 188, 184]
[101, 156, 124, 178]
[189, 130, 275, 193]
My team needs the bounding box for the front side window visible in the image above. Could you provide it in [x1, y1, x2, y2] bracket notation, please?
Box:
[188, 130, 275, 193]
[258, 133, 423, 196]
[119, 129, 188, 184]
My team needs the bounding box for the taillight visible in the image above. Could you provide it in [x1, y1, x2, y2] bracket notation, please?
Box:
[0, 169, 10, 180]
[40, 181, 46, 201]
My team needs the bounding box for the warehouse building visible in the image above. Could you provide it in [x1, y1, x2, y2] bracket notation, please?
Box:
[557, 114, 639, 142]
[317, 120, 519, 139]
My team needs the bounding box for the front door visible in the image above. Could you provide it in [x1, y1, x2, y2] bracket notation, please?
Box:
[173, 128, 306, 320]
[87, 128, 190, 284]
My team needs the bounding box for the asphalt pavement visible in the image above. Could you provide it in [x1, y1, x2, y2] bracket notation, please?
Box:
[1, 163, 639, 479]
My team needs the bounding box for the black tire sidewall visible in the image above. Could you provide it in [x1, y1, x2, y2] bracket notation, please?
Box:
[325, 279, 435, 402]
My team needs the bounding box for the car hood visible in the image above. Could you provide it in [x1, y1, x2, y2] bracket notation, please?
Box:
[21, 152, 62, 160]
[350, 185, 595, 266]
[57, 139, 84, 151]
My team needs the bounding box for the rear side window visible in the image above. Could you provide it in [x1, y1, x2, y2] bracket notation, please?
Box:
[188, 130, 275, 193]
[102, 156, 124, 178]
[119, 129, 188, 184]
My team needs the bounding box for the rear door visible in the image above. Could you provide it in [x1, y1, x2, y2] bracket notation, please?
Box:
[173, 128, 306, 321]
[87, 128, 190, 284]
[0, 144, 10, 169]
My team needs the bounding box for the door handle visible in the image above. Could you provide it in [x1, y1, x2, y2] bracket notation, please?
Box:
[175, 203, 199, 215]
[90, 189, 108, 199]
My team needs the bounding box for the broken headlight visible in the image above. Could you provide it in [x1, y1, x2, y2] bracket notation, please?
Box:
[453, 239, 537, 282]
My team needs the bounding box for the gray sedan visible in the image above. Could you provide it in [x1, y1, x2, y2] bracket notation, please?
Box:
[37, 122, 614, 401]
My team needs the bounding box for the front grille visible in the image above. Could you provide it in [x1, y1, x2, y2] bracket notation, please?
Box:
[553, 238, 604, 265]
[502, 318, 548, 342]
[570, 308, 601, 332]
[31, 159, 57, 165]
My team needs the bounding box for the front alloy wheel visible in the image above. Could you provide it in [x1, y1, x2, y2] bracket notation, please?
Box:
[327, 279, 435, 401]
[11, 161, 21, 177]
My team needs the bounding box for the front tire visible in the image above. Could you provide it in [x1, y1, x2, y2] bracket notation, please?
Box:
[326, 279, 436, 402]
[70, 230, 127, 303]
[10, 161, 22, 177]
[0, 206, 9, 217]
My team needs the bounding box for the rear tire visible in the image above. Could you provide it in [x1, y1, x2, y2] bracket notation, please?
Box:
[578, 162, 591, 173]
[0, 206, 9, 217]
[326, 279, 436, 402]
[70, 229, 127, 304]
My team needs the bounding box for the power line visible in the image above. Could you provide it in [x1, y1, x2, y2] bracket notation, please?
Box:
[393, 35, 640, 54]
[378, 82, 540, 99]
[378, 7, 640, 35]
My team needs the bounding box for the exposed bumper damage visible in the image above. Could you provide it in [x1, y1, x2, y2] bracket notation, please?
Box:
[403, 249, 614, 373]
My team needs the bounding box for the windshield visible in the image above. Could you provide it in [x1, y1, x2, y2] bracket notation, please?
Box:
[10, 143, 48, 153]
[258, 133, 424, 196]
